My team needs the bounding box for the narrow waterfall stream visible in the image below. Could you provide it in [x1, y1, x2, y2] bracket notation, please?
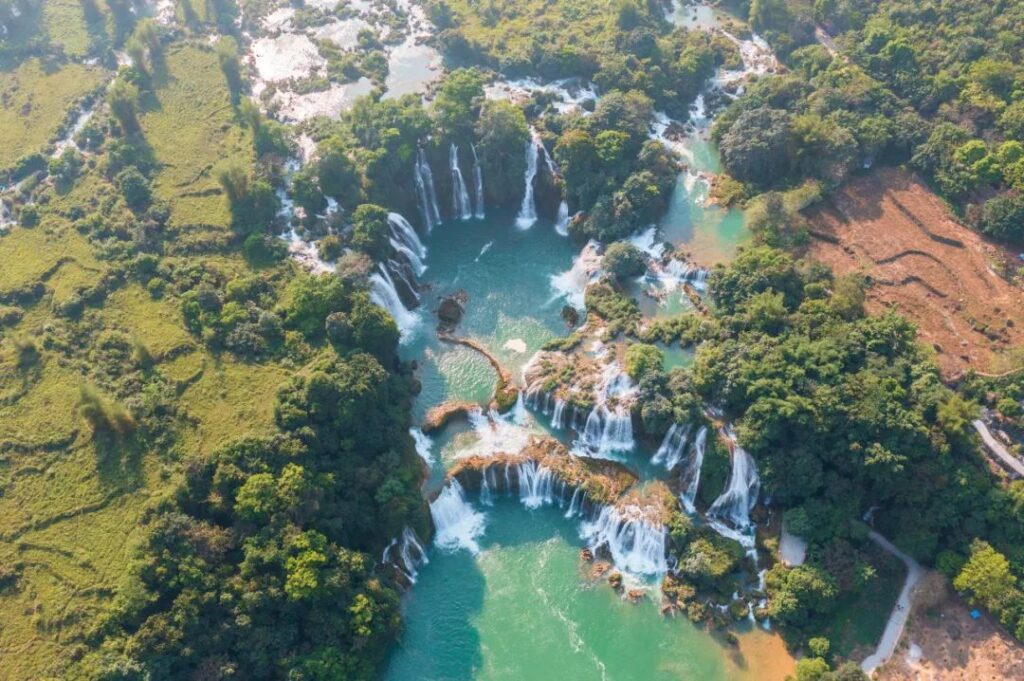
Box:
[471, 143, 486, 218]
[515, 127, 542, 229]
[450, 144, 473, 220]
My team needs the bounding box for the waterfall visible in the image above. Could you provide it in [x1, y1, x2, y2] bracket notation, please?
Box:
[515, 127, 541, 229]
[651, 423, 691, 470]
[383, 526, 430, 583]
[430, 479, 486, 554]
[449, 144, 472, 220]
[388, 212, 427, 276]
[409, 427, 434, 465]
[471, 143, 485, 219]
[549, 240, 603, 310]
[517, 460, 555, 509]
[680, 426, 707, 513]
[707, 441, 760, 547]
[579, 405, 634, 457]
[369, 265, 419, 337]
[387, 258, 421, 307]
[580, 505, 668, 576]
[565, 487, 583, 518]
[414, 147, 441, 231]
[480, 468, 493, 506]
[554, 200, 570, 236]
[551, 398, 567, 430]
[539, 142, 558, 177]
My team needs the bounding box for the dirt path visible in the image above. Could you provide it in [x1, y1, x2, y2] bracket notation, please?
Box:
[862, 531, 925, 676]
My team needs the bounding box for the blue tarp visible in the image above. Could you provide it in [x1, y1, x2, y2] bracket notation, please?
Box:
[970, 609, 982, 619]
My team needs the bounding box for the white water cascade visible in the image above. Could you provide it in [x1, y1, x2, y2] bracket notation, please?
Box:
[471, 143, 485, 219]
[388, 212, 427, 276]
[383, 526, 429, 583]
[414, 147, 441, 231]
[409, 427, 434, 465]
[515, 127, 542, 229]
[652, 423, 691, 470]
[581, 505, 668, 577]
[680, 426, 708, 513]
[517, 460, 556, 509]
[554, 200, 570, 236]
[430, 479, 486, 554]
[576, 360, 637, 457]
[369, 264, 419, 337]
[707, 440, 760, 547]
[580, 405, 635, 457]
[551, 398, 568, 430]
[449, 144, 473, 220]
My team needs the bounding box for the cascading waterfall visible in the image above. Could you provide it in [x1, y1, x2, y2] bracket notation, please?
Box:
[517, 460, 555, 509]
[369, 264, 419, 337]
[430, 479, 486, 554]
[554, 200, 570, 236]
[580, 505, 668, 576]
[414, 147, 441, 231]
[580, 405, 635, 456]
[565, 487, 584, 518]
[387, 257, 421, 306]
[388, 212, 427, 275]
[576, 361, 636, 457]
[449, 144, 472, 220]
[651, 423, 691, 470]
[707, 441, 760, 547]
[480, 468, 493, 506]
[551, 398, 567, 429]
[471, 143, 485, 219]
[383, 526, 430, 583]
[680, 426, 707, 513]
[409, 427, 434, 465]
[515, 127, 541, 229]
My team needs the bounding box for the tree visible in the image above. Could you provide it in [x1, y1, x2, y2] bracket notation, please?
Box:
[719, 107, 793, 186]
[432, 68, 485, 140]
[954, 540, 1021, 617]
[115, 167, 152, 211]
[108, 79, 140, 135]
[625, 343, 663, 381]
[603, 241, 646, 281]
[350, 204, 391, 260]
[475, 101, 529, 205]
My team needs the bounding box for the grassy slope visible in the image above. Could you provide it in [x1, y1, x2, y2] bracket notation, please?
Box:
[0, 59, 103, 169]
[140, 43, 252, 233]
[0, 37, 293, 680]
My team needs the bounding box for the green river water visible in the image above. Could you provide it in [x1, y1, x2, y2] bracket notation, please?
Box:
[385, 196, 791, 678]
[382, 3, 789, 676]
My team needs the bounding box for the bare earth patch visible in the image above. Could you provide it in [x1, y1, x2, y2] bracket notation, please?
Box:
[805, 168, 1024, 379]
[879, 574, 1024, 681]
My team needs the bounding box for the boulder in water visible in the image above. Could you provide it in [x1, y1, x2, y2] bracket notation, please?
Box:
[437, 290, 467, 331]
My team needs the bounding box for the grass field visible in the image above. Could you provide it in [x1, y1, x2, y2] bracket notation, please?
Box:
[140, 43, 252, 231]
[0, 26, 291, 676]
[40, 0, 110, 58]
[0, 59, 104, 170]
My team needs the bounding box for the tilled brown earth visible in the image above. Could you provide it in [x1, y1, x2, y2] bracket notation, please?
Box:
[806, 168, 1024, 379]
